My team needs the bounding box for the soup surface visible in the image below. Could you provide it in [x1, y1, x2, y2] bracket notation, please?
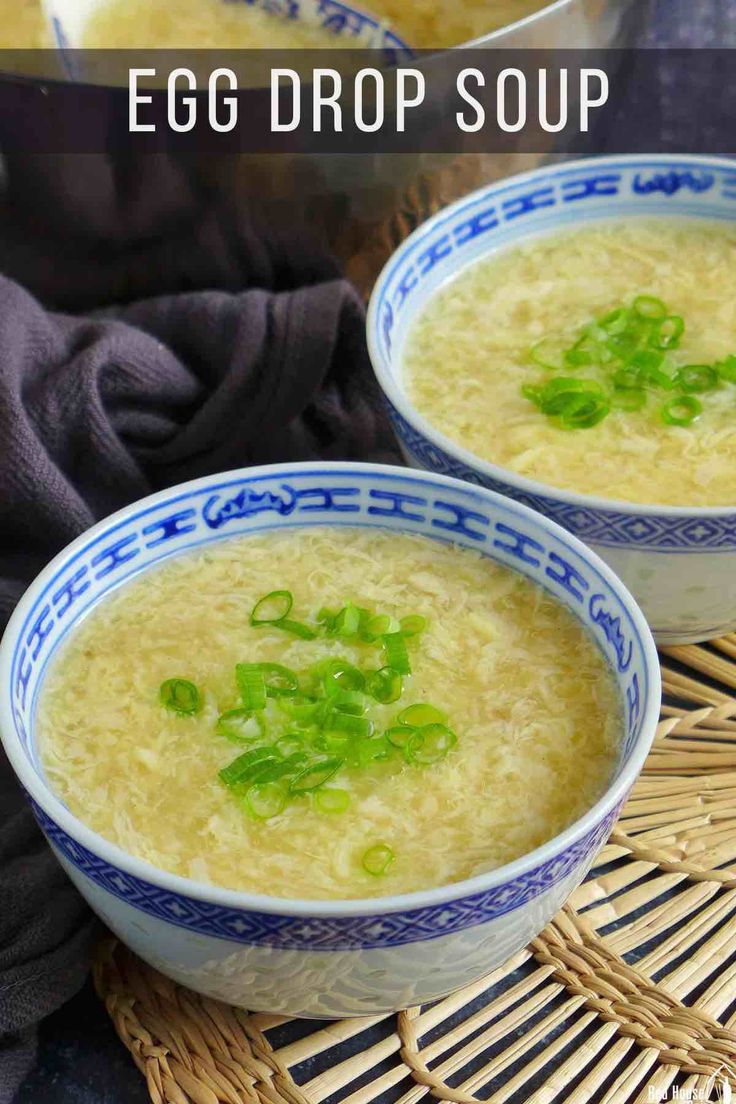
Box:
[83, 0, 548, 48]
[405, 219, 736, 507]
[39, 528, 619, 900]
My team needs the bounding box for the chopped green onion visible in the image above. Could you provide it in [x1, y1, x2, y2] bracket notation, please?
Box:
[362, 843, 394, 877]
[674, 364, 719, 393]
[564, 334, 607, 368]
[633, 295, 667, 320]
[235, 665, 267, 711]
[366, 666, 403, 704]
[398, 703, 447, 727]
[219, 747, 280, 789]
[716, 355, 736, 383]
[315, 659, 366, 695]
[382, 633, 410, 675]
[275, 733, 306, 757]
[315, 788, 351, 814]
[600, 306, 633, 334]
[331, 689, 370, 716]
[385, 725, 414, 749]
[521, 383, 543, 408]
[250, 590, 293, 625]
[325, 713, 374, 739]
[238, 662, 299, 698]
[290, 758, 343, 793]
[661, 394, 702, 427]
[317, 607, 338, 633]
[652, 314, 685, 350]
[612, 387, 647, 412]
[351, 735, 390, 768]
[278, 619, 317, 640]
[559, 394, 610, 430]
[333, 603, 362, 637]
[216, 709, 265, 745]
[245, 781, 287, 819]
[365, 614, 401, 640]
[159, 678, 201, 716]
[405, 724, 457, 765]
[252, 753, 308, 783]
[277, 696, 320, 725]
[400, 615, 427, 637]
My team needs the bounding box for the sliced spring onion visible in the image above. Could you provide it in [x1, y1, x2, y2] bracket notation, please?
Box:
[244, 662, 299, 698]
[219, 747, 279, 789]
[235, 664, 267, 710]
[559, 394, 610, 430]
[331, 689, 370, 716]
[400, 614, 427, 638]
[316, 607, 338, 633]
[277, 619, 317, 640]
[382, 633, 410, 676]
[290, 758, 343, 793]
[314, 788, 351, 814]
[250, 590, 293, 625]
[612, 387, 647, 412]
[245, 781, 287, 819]
[716, 354, 736, 382]
[404, 724, 457, 765]
[362, 843, 394, 877]
[633, 294, 667, 320]
[366, 666, 403, 704]
[661, 394, 703, 427]
[386, 725, 414, 749]
[159, 678, 201, 716]
[652, 314, 685, 350]
[599, 306, 633, 334]
[216, 709, 265, 745]
[333, 603, 362, 637]
[252, 753, 308, 784]
[275, 733, 306, 757]
[315, 659, 366, 695]
[350, 735, 390, 768]
[325, 713, 374, 739]
[398, 703, 447, 727]
[674, 364, 719, 393]
[365, 613, 401, 640]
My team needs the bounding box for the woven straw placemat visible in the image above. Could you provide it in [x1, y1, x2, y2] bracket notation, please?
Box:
[91, 638, 736, 1104]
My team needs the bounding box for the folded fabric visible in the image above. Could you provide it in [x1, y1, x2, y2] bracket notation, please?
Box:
[0, 269, 399, 1103]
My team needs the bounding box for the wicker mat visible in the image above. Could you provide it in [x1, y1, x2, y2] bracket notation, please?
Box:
[91, 638, 736, 1104]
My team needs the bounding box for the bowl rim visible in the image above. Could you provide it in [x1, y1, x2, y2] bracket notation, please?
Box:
[0, 460, 661, 919]
[460, 0, 576, 48]
[366, 152, 736, 520]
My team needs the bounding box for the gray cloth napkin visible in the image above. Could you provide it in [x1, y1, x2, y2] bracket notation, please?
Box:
[0, 269, 398, 1103]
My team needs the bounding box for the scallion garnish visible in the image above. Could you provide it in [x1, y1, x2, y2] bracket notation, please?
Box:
[382, 633, 410, 675]
[362, 843, 394, 876]
[399, 614, 427, 637]
[385, 725, 414, 749]
[325, 713, 374, 739]
[315, 788, 350, 814]
[216, 709, 265, 744]
[404, 724, 457, 765]
[398, 703, 447, 727]
[661, 394, 703, 427]
[366, 666, 403, 704]
[290, 758, 343, 793]
[219, 747, 280, 789]
[250, 590, 293, 625]
[674, 364, 719, 393]
[245, 781, 288, 819]
[159, 678, 201, 716]
[241, 662, 299, 698]
[235, 665, 267, 711]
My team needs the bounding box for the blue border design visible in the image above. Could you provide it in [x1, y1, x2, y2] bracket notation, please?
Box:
[35, 800, 621, 950]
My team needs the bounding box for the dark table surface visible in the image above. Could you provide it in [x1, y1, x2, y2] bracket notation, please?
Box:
[13, 1, 733, 1101]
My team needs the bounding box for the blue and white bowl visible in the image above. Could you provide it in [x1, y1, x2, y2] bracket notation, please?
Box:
[0, 462, 659, 1016]
[367, 154, 736, 645]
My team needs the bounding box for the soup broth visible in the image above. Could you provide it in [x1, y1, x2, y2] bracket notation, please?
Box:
[82, 0, 548, 48]
[39, 527, 620, 900]
[404, 219, 736, 507]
